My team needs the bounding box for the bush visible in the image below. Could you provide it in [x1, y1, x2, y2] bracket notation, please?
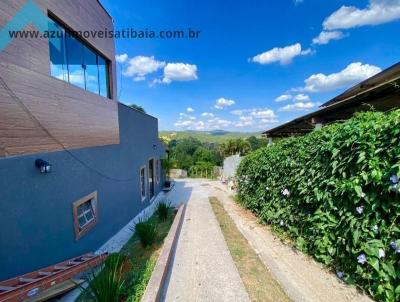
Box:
[83, 253, 125, 302]
[135, 219, 157, 248]
[157, 201, 170, 221]
[236, 110, 400, 302]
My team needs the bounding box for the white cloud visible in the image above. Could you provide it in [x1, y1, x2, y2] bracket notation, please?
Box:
[251, 109, 277, 119]
[187, 107, 194, 112]
[293, 94, 310, 102]
[230, 109, 245, 116]
[122, 56, 166, 80]
[231, 108, 278, 128]
[250, 43, 313, 65]
[174, 120, 204, 130]
[323, 0, 400, 30]
[160, 63, 198, 84]
[279, 102, 316, 112]
[133, 76, 145, 82]
[207, 118, 232, 129]
[312, 31, 346, 45]
[214, 98, 236, 109]
[115, 53, 128, 63]
[275, 94, 293, 102]
[201, 112, 214, 117]
[298, 62, 381, 93]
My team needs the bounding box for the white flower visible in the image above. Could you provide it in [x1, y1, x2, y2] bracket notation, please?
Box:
[336, 271, 344, 279]
[357, 253, 367, 265]
[279, 220, 285, 226]
[361, 192, 366, 199]
[390, 174, 399, 184]
[282, 189, 290, 197]
[378, 248, 385, 259]
[356, 206, 364, 215]
[372, 225, 378, 232]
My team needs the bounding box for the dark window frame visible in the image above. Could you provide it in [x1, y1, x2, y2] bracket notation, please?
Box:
[48, 12, 112, 99]
[72, 191, 98, 240]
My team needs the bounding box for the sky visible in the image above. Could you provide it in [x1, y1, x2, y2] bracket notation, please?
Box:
[100, 0, 400, 132]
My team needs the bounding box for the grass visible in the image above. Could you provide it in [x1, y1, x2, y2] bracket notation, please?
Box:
[79, 206, 175, 302]
[209, 197, 290, 302]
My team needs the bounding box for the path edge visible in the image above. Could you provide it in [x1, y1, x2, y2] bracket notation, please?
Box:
[141, 203, 187, 302]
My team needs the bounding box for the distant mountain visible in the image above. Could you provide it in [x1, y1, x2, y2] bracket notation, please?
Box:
[159, 130, 262, 144]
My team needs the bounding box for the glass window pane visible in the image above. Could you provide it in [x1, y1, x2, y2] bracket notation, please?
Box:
[85, 210, 94, 222]
[98, 56, 109, 98]
[83, 46, 100, 95]
[49, 22, 68, 82]
[66, 36, 85, 89]
[78, 216, 87, 228]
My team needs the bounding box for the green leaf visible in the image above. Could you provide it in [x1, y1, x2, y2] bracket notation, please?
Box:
[369, 258, 380, 272]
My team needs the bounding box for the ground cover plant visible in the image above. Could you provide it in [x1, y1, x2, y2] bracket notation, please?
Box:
[80, 204, 175, 302]
[236, 110, 400, 302]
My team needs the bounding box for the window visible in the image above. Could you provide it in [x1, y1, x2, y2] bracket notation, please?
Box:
[72, 191, 98, 240]
[49, 18, 110, 98]
[148, 158, 155, 200]
[156, 159, 160, 184]
[140, 166, 146, 201]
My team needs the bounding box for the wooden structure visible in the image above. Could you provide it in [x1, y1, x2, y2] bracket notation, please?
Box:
[0, 253, 107, 302]
[0, 0, 119, 157]
[263, 62, 400, 138]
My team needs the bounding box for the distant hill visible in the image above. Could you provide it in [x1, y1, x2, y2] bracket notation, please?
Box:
[159, 130, 262, 144]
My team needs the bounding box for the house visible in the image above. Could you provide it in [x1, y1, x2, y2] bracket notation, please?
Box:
[0, 0, 165, 280]
[263, 62, 400, 140]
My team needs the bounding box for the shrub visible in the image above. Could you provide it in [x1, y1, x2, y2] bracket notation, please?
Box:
[83, 253, 125, 302]
[135, 219, 157, 248]
[236, 110, 400, 302]
[157, 201, 170, 221]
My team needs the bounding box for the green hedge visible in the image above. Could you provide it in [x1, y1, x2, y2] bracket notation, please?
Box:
[236, 110, 400, 302]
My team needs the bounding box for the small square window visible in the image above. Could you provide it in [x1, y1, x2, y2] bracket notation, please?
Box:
[72, 191, 98, 240]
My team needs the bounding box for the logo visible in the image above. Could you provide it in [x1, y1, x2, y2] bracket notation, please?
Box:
[0, 0, 59, 51]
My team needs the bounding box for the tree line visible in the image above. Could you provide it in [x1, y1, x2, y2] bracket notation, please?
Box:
[160, 136, 268, 174]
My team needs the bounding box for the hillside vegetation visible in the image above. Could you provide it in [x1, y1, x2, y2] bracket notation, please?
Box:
[159, 130, 260, 144]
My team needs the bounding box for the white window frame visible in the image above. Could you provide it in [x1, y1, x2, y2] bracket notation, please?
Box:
[140, 165, 146, 202]
[156, 158, 160, 185]
[148, 157, 156, 202]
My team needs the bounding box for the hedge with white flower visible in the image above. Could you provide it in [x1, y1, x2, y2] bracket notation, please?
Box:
[236, 110, 400, 302]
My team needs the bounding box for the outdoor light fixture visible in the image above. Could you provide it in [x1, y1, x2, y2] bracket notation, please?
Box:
[153, 144, 157, 150]
[35, 159, 52, 174]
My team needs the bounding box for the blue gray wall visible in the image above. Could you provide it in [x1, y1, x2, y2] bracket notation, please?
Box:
[0, 103, 165, 280]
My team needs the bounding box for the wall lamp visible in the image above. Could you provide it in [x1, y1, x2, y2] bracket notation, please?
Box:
[35, 159, 52, 174]
[153, 144, 157, 150]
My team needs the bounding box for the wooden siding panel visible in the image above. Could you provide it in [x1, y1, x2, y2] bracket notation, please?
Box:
[0, 0, 119, 157]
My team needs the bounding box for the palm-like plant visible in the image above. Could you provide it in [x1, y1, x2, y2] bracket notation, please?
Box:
[83, 253, 125, 302]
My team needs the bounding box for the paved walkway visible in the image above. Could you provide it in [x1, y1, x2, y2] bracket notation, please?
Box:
[163, 179, 373, 302]
[161, 179, 250, 302]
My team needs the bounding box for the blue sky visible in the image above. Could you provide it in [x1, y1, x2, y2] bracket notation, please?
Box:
[100, 0, 400, 132]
